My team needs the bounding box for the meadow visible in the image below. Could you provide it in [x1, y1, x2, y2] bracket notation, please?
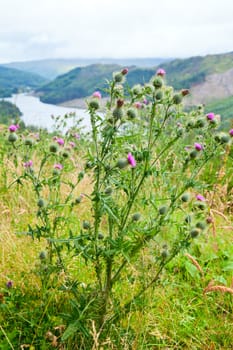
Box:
[0, 68, 233, 350]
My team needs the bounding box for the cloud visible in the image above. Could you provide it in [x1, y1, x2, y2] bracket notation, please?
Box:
[0, 0, 233, 62]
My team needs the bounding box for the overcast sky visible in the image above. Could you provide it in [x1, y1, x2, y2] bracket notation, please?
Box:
[0, 0, 233, 63]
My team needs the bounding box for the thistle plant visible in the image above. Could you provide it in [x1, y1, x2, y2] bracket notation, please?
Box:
[5, 68, 232, 348]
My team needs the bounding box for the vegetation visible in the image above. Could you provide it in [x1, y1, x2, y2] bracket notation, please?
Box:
[0, 66, 47, 98]
[0, 69, 233, 349]
[0, 100, 22, 124]
[2, 57, 170, 80]
[206, 96, 233, 129]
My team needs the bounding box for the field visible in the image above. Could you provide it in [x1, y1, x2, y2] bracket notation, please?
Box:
[0, 69, 233, 349]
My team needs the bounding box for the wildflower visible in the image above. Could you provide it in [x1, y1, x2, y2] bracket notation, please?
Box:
[143, 98, 149, 105]
[121, 68, 129, 75]
[69, 141, 76, 148]
[194, 142, 203, 151]
[6, 280, 13, 288]
[134, 101, 142, 109]
[181, 89, 190, 96]
[92, 91, 102, 99]
[8, 124, 18, 132]
[54, 163, 63, 170]
[196, 194, 205, 201]
[156, 68, 166, 77]
[23, 160, 33, 168]
[56, 138, 65, 146]
[73, 133, 80, 139]
[229, 129, 233, 137]
[127, 153, 136, 168]
[206, 112, 215, 121]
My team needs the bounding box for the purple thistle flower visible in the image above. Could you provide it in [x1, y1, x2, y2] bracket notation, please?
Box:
[23, 160, 33, 168]
[206, 113, 215, 121]
[92, 91, 102, 99]
[8, 124, 18, 132]
[127, 153, 136, 168]
[6, 280, 13, 288]
[56, 138, 65, 146]
[69, 141, 76, 148]
[194, 143, 203, 151]
[229, 129, 233, 137]
[196, 194, 205, 201]
[54, 163, 63, 170]
[156, 68, 166, 77]
[121, 68, 129, 75]
[143, 98, 149, 105]
[134, 102, 142, 109]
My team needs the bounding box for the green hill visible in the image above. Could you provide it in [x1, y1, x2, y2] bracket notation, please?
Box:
[37, 52, 233, 105]
[0, 100, 22, 124]
[38, 64, 156, 104]
[0, 66, 48, 98]
[2, 57, 170, 80]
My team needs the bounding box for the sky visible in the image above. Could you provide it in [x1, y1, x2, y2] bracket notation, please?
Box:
[0, 0, 233, 63]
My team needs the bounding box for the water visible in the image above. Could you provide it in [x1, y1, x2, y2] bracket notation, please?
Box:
[6, 93, 91, 132]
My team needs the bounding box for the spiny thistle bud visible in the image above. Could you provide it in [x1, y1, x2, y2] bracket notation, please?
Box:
[127, 108, 137, 119]
[132, 213, 141, 222]
[161, 249, 168, 259]
[152, 77, 163, 89]
[85, 161, 93, 169]
[113, 107, 124, 120]
[121, 68, 129, 75]
[24, 138, 33, 146]
[39, 251, 47, 260]
[37, 198, 45, 208]
[52, 169, 60, 176]
[62, 151, 69, 158]
[144, 83, 154, 94]
[181, 193, 190, 202]
[155, 90, 163, 100]
[196, 221, 206, 230]
[159, 206, 168, 215]
[82, 220, 90, 230]
[194, 201, 206, 210]
[190, 228, 200, 238]
[113, 72, 124, 83]
[195, 118, 205, 128]
[117, 158, 128, 169]
[132, 84, 142, 95]
[49, 144, 58, 153]
[186, 119, 195, 129]
[89, 99, 100, 110]
[189, 150, 198, 159]
[98, 232, 104, 239]
[173, 94, 183, 105]
[220, 133, 230, 144]
[8, 133, 18, 143]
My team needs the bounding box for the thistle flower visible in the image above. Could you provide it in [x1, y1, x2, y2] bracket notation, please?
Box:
[92, 91, 102, 99]
[134, 101, 142, 109]
[196, 194, 205, 201]
[206, 112, 215, 121]
[229, 129, 233, 137]
[156, 68, 166, 77]
[23, 160, 33, 168]
[69, 141, 76, 148]
[6, 280, 13, 288]
[56, 138, 65, 146]
[121, 68, 129, 75]
[194, 142, 203, 151]
[54, 163, 63, 170]
[8, 124, 19, 132]
[127, 153, 136, 167]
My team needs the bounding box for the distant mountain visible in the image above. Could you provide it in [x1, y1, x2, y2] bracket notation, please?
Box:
[2, 57, 172, 80]
[37, 64, 156, 104]
[0, 66, 47, 98]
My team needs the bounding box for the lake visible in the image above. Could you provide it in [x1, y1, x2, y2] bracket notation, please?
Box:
[6, 94, 91, 132]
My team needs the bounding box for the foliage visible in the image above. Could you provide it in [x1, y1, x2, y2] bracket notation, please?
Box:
[0, 100, 22, 125]
[0, 66, 47, 98]
[0, 68, 233, 349]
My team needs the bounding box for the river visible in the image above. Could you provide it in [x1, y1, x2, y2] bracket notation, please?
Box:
[6, 94, 91, 132]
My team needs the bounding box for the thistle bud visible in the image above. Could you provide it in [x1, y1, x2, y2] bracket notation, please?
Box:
[89, 99, 100, 110]
[132, 213, 141, 222]
[152, 77, 163, 89]
[117, 158, 128, 169]
[8, 133, 18, 143]
[121, 68, 129, 75]
[127, 108, 137, 119]
[181, 193, 190, 202]
[159, 206, 167, 215]
[49, 144, 58, 153]
[82, 221, 90, 230]
[173, 94, 183, 105]
[24, 138, 33, 146]
[190, 228, 200, 238]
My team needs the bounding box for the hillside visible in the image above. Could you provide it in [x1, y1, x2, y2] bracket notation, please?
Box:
[37, 64, 156, 104]
[205, 96, 233, 129]
[36, 52, 233, 107]
[0, 100, 22, 124]
[2, 57, 171, 80]
[0, 66, 47, 98]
